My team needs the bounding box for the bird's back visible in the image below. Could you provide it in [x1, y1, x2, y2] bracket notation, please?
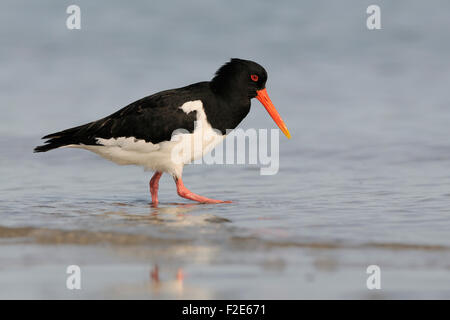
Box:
[34, 82, 212, 152]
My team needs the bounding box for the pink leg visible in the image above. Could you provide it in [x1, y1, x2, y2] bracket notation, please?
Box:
[175, 177, 231, 204]
[176, 268, 184, 281]
[149, 172, 162, 204]
[150, 265, 159, 282]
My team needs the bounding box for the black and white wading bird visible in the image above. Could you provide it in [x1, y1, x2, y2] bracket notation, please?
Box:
[35, 58, 291, 204]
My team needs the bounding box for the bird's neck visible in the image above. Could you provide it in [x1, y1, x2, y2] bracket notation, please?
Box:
[204, 82, 251, 135]
[210, 75, 250, 99]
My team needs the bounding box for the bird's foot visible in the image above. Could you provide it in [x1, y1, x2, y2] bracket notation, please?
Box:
[175, 178, 231, 204]
[179, 190, 231, 204]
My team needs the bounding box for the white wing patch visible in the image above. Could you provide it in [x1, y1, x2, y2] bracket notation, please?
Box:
[180, 100, 207, 121]
[174, 100, 224, 164]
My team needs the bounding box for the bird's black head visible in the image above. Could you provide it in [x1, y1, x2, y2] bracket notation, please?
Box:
[210, 58, 291, 139]
[210, 58, 268, 99]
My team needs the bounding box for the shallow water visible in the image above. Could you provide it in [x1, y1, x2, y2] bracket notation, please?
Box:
[1, 0, 450, 299]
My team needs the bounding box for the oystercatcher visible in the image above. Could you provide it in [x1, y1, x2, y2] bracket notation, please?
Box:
[34, 58, 291, 204]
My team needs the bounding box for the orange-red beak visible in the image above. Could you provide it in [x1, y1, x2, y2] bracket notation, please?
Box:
[256, 88, 291, 139]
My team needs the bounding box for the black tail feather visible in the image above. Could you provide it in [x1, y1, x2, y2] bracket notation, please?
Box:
[34, 125, 85, 153]
[34, 141, 66, 153]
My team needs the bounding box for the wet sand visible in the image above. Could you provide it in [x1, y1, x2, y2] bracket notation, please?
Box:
[1, 215, 450, 299]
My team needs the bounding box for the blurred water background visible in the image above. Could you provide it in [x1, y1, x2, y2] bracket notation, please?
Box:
[0, 0, 450, 298]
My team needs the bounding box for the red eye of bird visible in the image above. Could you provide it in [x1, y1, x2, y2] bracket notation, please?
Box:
[251, 74, 259, 82]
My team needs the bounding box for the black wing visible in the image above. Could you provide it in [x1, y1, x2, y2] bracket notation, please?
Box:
[34, 82, 210, 153]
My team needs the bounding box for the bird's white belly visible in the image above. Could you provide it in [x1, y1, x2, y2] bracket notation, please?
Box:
[66, 100, 224, 177]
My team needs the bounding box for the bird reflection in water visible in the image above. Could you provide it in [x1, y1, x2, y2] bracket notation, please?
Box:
[149, 264, 185, 296]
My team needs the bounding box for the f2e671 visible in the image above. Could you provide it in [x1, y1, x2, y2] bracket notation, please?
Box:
[226, 304, 265, 315]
